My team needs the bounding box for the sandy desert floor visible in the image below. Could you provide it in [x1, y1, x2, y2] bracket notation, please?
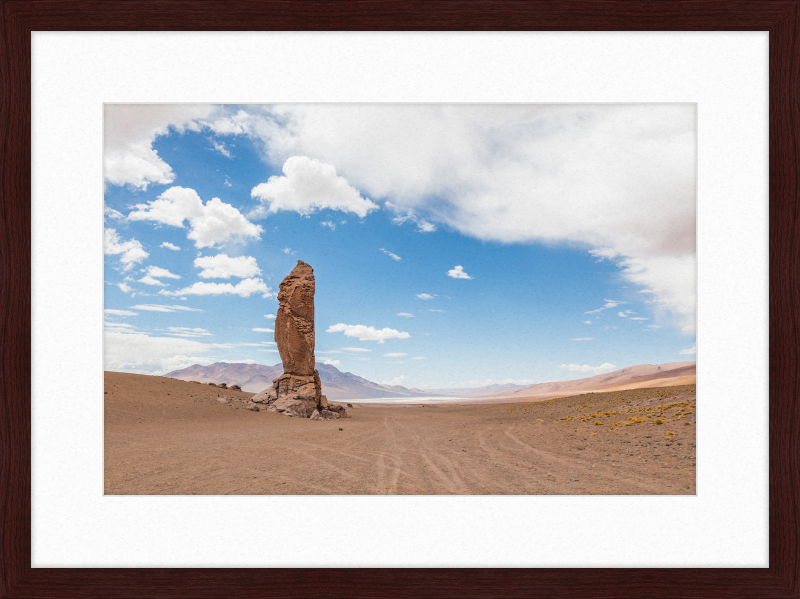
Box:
[104, 372, 696, 495]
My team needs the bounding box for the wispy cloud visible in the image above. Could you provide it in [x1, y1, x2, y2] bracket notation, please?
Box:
[252, 327, 274, 333]
[104, 309, 138, 317]
[560, 363, 617, 374]
[397, 312, 413, 318]
[383, 352, 407, 357]
[210, 139, 232, 158]
[129, 304, 203, 313]
[165, 327, 212, 338]
[386, 202, 436, 233]
[416, 293, 435, 300]
[570, 337, 594, 341]
[159, 278, 272, 298]
[379, 248, 402, 261]
[680, 342, 697, 355]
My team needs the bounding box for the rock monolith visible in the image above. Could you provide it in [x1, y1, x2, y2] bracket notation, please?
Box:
[251, 261, 347, 420]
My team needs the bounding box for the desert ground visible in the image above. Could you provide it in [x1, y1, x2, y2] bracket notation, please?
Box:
[104, 372, 696, 495]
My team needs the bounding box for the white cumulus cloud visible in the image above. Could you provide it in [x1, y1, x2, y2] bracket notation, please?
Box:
[128, 186, 263, 249]
[341, 347, 371, 352]
[195, 254, 261, 279]
[447, 265, 473, 279]
[104, 228, 148, 271]
[236, 104, 695, 332]
[104, 104, 214, 190]
[138, 275, 166, 286]
[383, 352, 407, 357]
[326, 323, 410, 343]
[145, 266, 181, 279]
[416, 293, 435, 300]
[680, 342, 697, 355]
[250, 156, 378, 219]
[323, 359, 341, 367]
[397, 312, 413, 318]
[253, 328, 274, 333]
[160, 242, 180, 251]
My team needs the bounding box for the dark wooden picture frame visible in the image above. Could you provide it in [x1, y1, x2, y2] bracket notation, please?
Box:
[1, 2, 797, 597]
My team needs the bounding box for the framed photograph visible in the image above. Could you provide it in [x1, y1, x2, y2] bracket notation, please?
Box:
[3, 1, 796, 597]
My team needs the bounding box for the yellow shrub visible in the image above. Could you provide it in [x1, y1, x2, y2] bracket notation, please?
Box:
[654, 419, 663, 425]
[595, 421, 603, 425]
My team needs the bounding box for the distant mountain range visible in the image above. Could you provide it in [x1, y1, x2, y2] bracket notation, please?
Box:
[163, 362, 439, 400]
[163, 360, 696, 402]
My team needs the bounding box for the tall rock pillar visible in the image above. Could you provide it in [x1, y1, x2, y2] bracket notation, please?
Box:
[251, 261, 347, 420]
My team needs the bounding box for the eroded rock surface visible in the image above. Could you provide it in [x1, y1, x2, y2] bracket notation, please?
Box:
[275, 261, 316, 376]
[254, 261, 347, 420]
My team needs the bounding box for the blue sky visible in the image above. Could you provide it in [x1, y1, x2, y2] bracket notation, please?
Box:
[103, 104, 696, 388]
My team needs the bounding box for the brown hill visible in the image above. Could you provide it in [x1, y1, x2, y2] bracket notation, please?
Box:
[494, 361, 696, 400]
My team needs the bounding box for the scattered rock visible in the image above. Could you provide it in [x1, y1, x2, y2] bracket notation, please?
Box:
[309, 409, 321, 421]
[230, 384, 241, 391]
[346, 403, 353, 408]
[339, 428, 343, 431]
[326, 404, 349, 418]
[208, 383, 218, 387]
[246, 402, 259, 412]
[216, 396, 229, 404]
[218, 383, 228, 389]
[318, 409, 339, 420]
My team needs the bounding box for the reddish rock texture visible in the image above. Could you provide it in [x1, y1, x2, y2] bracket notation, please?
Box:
[252, 261, 347, 420]
[275, 261, 316, 376]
